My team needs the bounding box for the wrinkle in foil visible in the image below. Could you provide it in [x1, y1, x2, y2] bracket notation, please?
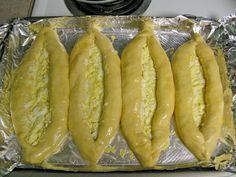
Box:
[0, 15, 235, 174]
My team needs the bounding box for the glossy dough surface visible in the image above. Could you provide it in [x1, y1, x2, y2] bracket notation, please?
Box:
[121, 25, 175, 167]
[69, 28, 121, 165]
[10, 27, 69, 164]
[172, 34, 224, 161]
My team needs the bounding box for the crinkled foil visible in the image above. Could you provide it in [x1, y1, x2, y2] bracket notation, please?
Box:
[0, 15, 235, 175]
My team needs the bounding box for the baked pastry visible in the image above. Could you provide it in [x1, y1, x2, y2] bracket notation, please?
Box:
[121, 23, 175, 167]
[10, 27, 69, 164]
[172, 33, 224, 161]
[69, 28, 121, 165]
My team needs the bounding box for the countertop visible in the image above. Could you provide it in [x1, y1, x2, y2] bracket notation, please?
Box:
[5, 169, 236, 177]
[0, 0, 34, 23]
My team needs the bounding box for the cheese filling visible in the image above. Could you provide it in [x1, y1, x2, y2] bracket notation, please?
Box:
[140, 45, 157, 139]
[189, 54, 206, 127]
[83, 43, 104, 140]
[26, 46, 51, 146]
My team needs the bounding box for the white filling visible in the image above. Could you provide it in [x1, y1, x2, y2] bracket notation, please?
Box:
[190, 55, 206, 127]
[83, 43, 104, 139]
[26, 47, 50, 146]
[140, 45, 157, 139]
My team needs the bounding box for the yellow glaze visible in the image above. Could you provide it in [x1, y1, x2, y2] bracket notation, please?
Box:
[172, 33, 224, 161]
[121, 23, 175, 167]
[69, 28, 121, 165]
[216, 50, 236, 144]
[10, 27, 69, 164]
[213, 153, 233, 170]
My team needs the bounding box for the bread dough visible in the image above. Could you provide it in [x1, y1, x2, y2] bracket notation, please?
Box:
[69, 28, 121, 165]
[172, 33, 224, 161]
[121, 23, 175, 167]
[216, 50, 236, 144]
[10, 27, 69, 164]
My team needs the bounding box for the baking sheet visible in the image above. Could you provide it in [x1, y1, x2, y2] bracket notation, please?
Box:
[0, 15, 235, 175]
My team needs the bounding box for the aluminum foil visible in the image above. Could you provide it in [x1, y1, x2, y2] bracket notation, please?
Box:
[0, 15, 235, 175]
